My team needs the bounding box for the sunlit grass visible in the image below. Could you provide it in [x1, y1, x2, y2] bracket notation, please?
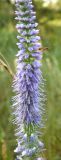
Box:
[47, 19, 61, 27]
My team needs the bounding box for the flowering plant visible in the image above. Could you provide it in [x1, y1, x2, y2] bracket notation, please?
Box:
[12, 0, 45, 159]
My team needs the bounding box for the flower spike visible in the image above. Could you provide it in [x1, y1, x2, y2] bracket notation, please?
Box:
[12, 0, 45, 159]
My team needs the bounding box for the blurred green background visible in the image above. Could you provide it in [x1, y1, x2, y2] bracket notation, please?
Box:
[0, 0, 61, 160]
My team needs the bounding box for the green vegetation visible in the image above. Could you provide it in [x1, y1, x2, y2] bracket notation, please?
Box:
[0, 0, 61, 160]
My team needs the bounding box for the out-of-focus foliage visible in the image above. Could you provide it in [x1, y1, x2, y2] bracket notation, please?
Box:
[0, 0, 61, 160]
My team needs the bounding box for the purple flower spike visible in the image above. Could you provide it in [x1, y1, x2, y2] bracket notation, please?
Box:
[12, 0, 45, 159]
[36, 158, 45, 160]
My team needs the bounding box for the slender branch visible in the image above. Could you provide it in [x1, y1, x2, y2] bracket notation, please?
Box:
[0, 53, 14, 78]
